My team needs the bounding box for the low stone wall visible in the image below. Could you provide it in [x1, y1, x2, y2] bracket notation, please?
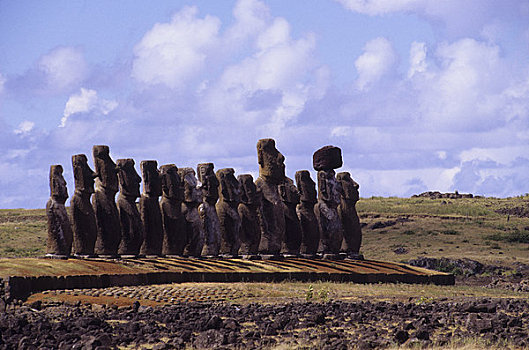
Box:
[3, 268, 454, 301]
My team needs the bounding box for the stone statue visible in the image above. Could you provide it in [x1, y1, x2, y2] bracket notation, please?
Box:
[71, 154, 97, 257]
[295, 170, 319, 257]
[313, 146, 344, 258]
[256, 138, 286, 257]
[92, 145, 121, 257]
[160, 164, 186, 256]
[336, 172, 363, 259]
[237, 174, 263, 257]
[179, 167, 205, 257]
[46, 165, 73, 257]
[139, 160, 163, 256]
[278, 177, 302, 256]
[216, 168, 242, 257]
[116, 158, 143, 256]
[197, 163, 221, 257]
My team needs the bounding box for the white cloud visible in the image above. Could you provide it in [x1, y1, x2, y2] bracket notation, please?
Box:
[335, 0, 422, 15]
[412, 38, 508, 131]
[331, 126, 353, 137]
[131, 6, 221, 89]
[38, 46, 88, 92]
[207, 15, 326, 134]
[14, 121, 35, 135]
[354, 37, 396, 90]
[225, 0, 270, 43]
[0, 72, 5, 95]
[408, 41, 427, 78]
[335, 0, 529, 39]
[60, 88, 118, 127]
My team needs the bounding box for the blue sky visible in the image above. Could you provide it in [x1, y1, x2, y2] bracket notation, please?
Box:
[1, 0, 529, 208]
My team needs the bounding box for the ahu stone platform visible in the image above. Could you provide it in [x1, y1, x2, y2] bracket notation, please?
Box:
[0, 257, 454, 300]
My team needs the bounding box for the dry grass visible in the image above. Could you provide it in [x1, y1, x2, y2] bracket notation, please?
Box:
[357, 196, 529, 267]
[1, 197, 529, 269]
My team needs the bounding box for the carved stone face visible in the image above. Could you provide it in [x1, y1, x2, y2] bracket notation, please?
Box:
[257, 138, 285, 182]
[50, 165, 68, 203]
[178, 167, 201, 204]
[336, 172, 359, 202]
[160, 164, 183, 202]
[278, 178, 300, 205]
[72, 154, 96, 195]
[217, 168, 241, 203]
[92, 145, 118, 193]
[116, 159, 141, 198]
[317, 170, 342, 205]
[238, 174, 259, 205]
[197, 163, 219, 202]
[295, 170, 316, 204]
[141, 160, 161, 196]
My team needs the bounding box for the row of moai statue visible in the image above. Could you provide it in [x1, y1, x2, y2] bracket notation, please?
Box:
[46, 139, 363, 260]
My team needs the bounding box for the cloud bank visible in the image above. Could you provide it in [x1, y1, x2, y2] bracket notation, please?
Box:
[0, 0, 528, 208]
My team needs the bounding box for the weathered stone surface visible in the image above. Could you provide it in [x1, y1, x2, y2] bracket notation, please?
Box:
[256, 138, 286, 255]
[160, 164, 186, 256]
[314, 169, 343, 256]
[46, 165, 73, 256]
[116, 159, 143, 256]
[71, 154, 97, 256]
[197, 163, 221, 257]
[216, 168, 242, 256]
[278, 177, 302, 256]
[140, 160, 163, 256]
[313, 146, 342, 171]
[337, 172, 362, 256]
[92, 145, 121, 257]
[295, 170, 319, 255]
[237, 174, 262, 255]
[179, 167, 205, 257]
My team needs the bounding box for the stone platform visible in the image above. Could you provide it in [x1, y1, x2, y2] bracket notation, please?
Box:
[0, 257, 454, 300]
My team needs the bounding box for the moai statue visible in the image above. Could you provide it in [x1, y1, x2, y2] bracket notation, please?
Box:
[237, 174, 263, 257]
[71, 155, 97, 257]
[256, 138, 287, 257]
[336, 172, 363, 260]
[295, 170, 319, 257]
[197, 163, 221, 257]
[160, 164, 186, 256]
[139, 160, 163, 256]
[313, 146, 344, 259]
[92, 145, 121, 257]
[278, 177, 302, 257]
[178, 167, 205, 257]
[116, 159, 143, 256]
[216, 168, 242, 257]
[46, 165, 73, 257]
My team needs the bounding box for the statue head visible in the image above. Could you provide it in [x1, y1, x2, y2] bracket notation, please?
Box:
[92, 145, 118, 193]
[178, 167, 201, 204]
[116, 158, 141, 199]
[336, 172, 359, 203]
[295, 170, 316, 204]
[313, 145, 342, 171]
[160, 164, 183, 202]
[257, 138, 285, 182]
[49, 164, 68, 204]
[72, 154, 96, 195]
[317, 170, 342, 205]
[238, 174, 260, 205]
[278, 177, 300, 205]
[197, 163, 219, 203]
[140, 160, 161, 196]
[216, 168, 241, 203]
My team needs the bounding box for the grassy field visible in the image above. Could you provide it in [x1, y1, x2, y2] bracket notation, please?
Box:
[1, 196, 529, 268]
